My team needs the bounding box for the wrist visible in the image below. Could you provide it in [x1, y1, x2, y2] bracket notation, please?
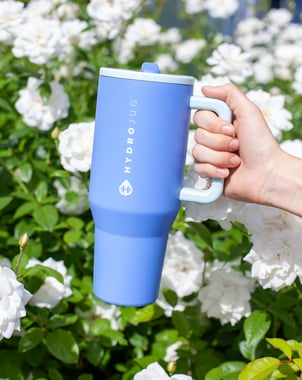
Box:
[262, 151, 302, 216]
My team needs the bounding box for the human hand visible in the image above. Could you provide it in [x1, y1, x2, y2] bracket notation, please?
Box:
[192, 83, 284, 205]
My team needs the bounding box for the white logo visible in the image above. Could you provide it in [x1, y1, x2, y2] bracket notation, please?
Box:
[119, 180, 133, 196]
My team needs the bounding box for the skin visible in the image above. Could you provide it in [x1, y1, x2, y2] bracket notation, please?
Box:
[192, 83, 302, 217]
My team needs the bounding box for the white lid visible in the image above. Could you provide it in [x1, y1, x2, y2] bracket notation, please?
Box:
[99, 65, 195, 85]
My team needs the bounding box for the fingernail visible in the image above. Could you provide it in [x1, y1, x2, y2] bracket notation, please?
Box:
[230, 155, 240, 165]
[221, 125, 235, 136]
[217, 168, 229, 177]
[229, 138, 239, 151]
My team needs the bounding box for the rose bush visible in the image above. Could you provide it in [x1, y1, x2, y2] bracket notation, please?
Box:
[1, 0, 302, 379]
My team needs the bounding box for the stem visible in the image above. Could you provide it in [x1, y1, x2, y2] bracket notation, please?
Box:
[15, 246, 24, 275]
[0, 159, 30, 194]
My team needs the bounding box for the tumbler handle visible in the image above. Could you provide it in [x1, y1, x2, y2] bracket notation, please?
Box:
[179, 96, 232, 204]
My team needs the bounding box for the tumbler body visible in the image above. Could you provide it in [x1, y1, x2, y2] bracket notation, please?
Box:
[89, 68, 193, 306]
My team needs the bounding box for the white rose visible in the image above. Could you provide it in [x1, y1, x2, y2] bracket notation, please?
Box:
[207, 43, 252, 83]
[246, 89, 293, 139]
[124, 18, 161, 46]
[27, 258, 72, 309]
[199, 262, 254, 325]
[184, 0, 206, 14]
[15, 77, 70, 131]
[205, 0, 239, 19]
[58, 121, 95, 173]
[12, 18, 63, 65]
[175, 39, 206, 63]
[160, 232, 204, 298]
[54, 176, 88, 215]
[0, 266, 31, 340]
[0, 0, 24, 44]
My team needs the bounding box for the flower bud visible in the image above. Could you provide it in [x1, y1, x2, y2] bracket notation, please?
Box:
[18, 232, 29, 249]
[51, 126, 60, 139]
[167, 361, 176, 374]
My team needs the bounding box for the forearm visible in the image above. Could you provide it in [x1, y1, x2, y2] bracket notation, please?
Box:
[262, 152, 302, 217]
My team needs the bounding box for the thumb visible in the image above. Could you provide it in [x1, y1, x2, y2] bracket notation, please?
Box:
[201, 83, 257, 118]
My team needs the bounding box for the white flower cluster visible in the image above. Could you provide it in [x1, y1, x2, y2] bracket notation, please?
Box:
[184, 0, 240, 19]
[235, 8, 302, 89]
[0, 255, 72, 340]
[157, 232, 204, 316]
[114, 17, 162, 63]
[157, 232, 254, 325]
[87, 0, 141, 41]
[134, 362, 192, 380]
[3, 0, 100, 131]
[0, 266, 31, 341]
[1, 0, 97, 63]
[184, 139, 302, 293]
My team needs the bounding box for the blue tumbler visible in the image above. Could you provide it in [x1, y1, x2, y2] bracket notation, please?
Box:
[89, 63, 231, 306]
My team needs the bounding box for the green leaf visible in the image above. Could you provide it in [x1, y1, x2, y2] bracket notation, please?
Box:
[238, 357, 280, 380]
[84, 341, 105, 366]
[162, 288, 178, 307]
[220, 361, 246, 380]
[46, 330, 79, 364]
[50, 170, 71, 178]
[23, 264, 64, 293]
[187, 221, 213, 247]
[267, 338, 292, 359]
[0, 97, 14, 112]
[25, 264, 63, 283]
[272, 362, 298, 376]
[244, 310, 272, 345]
[67, 216, 84, 230]
[14, 201, 37, 219]
[131, 303, 163, 323]
[172, 310, 191, 338]
[293, 358, 302, 370]
[0, 196, 13, 210]
[287, 339, 302, 357]
[77, 375, 94, 380]
[205, 362, 246, 380]
[239, 341, 256, 363]
[34, 181, 48, 202]
[48, 368, 64, 380]
[63, 230, 82, 245]
[18, 162, 33, 183]
[33, 204, 59, 231]
[46, 313, 78, 329]
[205, 367, 222, 380]
[18, 327, 44, 352]
[0, 350, 24, 379]
[242, 310, 271, 359]
[90, 318, 111, 336]
[90, 319, 127, 346]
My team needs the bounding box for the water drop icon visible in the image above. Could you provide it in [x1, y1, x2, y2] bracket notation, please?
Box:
[119, 180, 133, 196]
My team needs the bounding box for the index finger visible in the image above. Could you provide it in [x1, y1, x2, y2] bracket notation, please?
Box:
[193, 109, 235, 137]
